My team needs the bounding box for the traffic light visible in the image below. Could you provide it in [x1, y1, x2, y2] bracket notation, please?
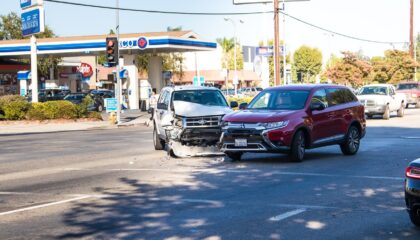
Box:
[106, 37, 118, 66]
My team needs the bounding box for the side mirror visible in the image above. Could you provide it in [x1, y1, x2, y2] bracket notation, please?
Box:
[311, 102, 326, 111]
[239, 103, 248, 110]
[230, 101, 239, 108]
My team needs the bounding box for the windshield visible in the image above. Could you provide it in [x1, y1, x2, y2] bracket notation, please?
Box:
[358, 86, 388, 95]
[173, 90, 228, 107]
[397, 84, 419, 90]
[248, 90, 310, 110]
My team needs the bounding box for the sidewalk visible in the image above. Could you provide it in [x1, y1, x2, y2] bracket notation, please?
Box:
[0, 110, 152, 135]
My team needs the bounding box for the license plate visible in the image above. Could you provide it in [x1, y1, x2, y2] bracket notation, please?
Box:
[235, 139, 247, 147]
[364, 109, 369, 113]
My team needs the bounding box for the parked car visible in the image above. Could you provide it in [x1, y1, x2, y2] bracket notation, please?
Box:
[240, 87, 263, 96]
[64, 93, 104, 112]
[151, 85, 233, 157]
[357, 84, 406, 119]
[396, 82, 420, 109]
[405, 158, 420, 226]
[220, 84, 366, 162]
[26, 89, 70, 102]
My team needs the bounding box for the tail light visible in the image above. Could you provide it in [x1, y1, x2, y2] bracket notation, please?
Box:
[406, 166, 420, 179]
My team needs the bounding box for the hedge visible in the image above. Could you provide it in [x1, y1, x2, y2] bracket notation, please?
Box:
[0, 95, 31, 120]
[27, 101, 78, 120]
[0, 94, 101, 121]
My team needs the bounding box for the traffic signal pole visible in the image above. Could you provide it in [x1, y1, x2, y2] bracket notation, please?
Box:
[116, 0, 122, 124]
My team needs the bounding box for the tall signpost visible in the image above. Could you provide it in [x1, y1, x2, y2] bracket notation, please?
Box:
[20, 0, 45, 103]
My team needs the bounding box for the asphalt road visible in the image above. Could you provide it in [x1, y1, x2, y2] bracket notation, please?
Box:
[1, 108, 420, 240]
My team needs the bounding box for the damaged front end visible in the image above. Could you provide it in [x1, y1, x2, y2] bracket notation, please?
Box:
[166, 115, 225, 157]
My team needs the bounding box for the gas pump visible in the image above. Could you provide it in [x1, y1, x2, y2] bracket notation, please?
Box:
[17, 71, 31, 97]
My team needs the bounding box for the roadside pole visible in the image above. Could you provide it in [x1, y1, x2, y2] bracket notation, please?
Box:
[273, 0, 280, 86]
[116, 0, 122, 124]
[282, 0, 287, 85]
[30, 35, 39, 102]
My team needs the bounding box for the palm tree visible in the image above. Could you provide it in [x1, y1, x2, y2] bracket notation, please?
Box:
[216, 37, 235, 69]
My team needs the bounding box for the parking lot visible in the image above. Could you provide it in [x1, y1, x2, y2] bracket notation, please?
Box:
[1, 108, 420, 239]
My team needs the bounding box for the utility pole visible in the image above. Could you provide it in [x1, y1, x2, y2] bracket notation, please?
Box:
[115, 0, 122, 124]
[274, 0, 280, 86]
[409, 0, 414, 58]
[282, 0, 287, 85]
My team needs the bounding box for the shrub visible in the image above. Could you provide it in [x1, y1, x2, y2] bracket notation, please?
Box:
[76, 95, 94, 118]
[27, 101, 77, 120]
[0, 95, 30, 120]
[87, 111, 103, 120]
[227, 96, 254, 105]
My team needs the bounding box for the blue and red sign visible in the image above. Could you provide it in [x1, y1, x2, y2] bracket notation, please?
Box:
[137, 37, 148, 50]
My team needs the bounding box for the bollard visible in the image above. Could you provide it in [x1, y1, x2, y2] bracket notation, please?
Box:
[109, 112, 117, 125]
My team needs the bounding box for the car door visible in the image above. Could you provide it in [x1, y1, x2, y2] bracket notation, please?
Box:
[325, 88, 346, 138]
[388, 86, 399, 111]
[155, 90, 170, 138]
[309, 88, 337, 144]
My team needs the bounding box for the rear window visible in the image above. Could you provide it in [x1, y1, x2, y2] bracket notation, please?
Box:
[397, 84, 420, 90]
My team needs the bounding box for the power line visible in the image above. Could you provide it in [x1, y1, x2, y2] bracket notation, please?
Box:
[43, 0, 408, 45]
[280, 11, 408, 45]
[43, 0, 271, 15]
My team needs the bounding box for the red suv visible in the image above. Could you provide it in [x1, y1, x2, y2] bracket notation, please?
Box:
[220, 84, 366, 162]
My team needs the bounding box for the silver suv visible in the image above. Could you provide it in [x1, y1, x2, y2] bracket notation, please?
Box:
[152, 86, 233, 157]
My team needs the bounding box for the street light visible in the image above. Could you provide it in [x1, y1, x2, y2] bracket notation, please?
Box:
[224, 18, 244, 96]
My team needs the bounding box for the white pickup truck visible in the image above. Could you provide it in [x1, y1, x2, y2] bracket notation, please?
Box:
[357, 84, 407, 120]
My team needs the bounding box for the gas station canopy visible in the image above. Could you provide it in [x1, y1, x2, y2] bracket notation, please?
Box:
[0, 31, 217, 58]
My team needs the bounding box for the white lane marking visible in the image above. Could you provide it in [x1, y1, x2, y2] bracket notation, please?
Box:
[0, 196, 91, 217]
[273, 203, 335, 210]
[401, 136, 420, 139]
[60, 168, 404, 181]
[269, 209, 306, 222]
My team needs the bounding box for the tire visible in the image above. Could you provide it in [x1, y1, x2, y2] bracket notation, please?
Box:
[97, 104, 104, 112]
[409, 210, 420, 227]
[225, 152, 242, 162]
[289, 131, 306, 162]
[397, 103, 405, 117]
[416, 102, 420, 109]
[406, 103, 410, 109]
[340, 125, 361, 155]
[153, 125, 165, 150]
[383, 105, 390, 120]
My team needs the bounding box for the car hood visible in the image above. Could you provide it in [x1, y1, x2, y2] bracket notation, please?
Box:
[223, 109, 297, 123]
[173, 101, 233, 117]
[357, 95, 389, 101]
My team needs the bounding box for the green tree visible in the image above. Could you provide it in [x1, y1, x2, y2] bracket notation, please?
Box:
[161, 26, 185, 80]
[217, 37, 235, 69]
[293, 45, 323, 83]
[0, 12, 60, 78]
[370, 50, 418, 84]
[325, 52, 371, 87]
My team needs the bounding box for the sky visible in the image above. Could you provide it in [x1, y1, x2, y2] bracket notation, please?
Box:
[1, 0, 419, 61]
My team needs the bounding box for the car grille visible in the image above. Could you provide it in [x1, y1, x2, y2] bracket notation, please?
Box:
[360, 100, 375, 106]
[183, 116, 222, 128]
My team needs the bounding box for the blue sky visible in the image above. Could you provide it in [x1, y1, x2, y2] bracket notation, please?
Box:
[1, 0, 419, 60]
